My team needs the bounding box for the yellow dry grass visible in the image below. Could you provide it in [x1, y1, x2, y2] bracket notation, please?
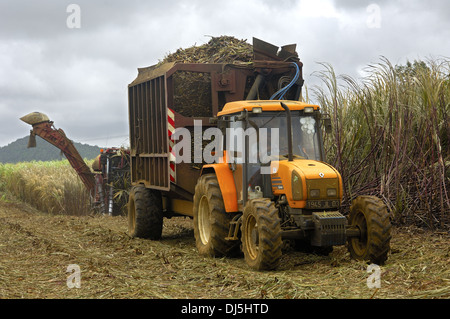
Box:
[0, 160, 91, 216]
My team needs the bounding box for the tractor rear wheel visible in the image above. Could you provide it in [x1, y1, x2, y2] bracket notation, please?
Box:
[241, 199, 282, 270]
[128, 185, 163, 239]
[347, 196, 392, 265]
[193, 174, 240, 257]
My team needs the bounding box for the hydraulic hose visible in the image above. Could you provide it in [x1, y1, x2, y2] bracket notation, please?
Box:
[270, 62, 300, 100]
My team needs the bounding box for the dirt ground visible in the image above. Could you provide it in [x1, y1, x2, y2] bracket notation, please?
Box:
[0, 195, 448, 300]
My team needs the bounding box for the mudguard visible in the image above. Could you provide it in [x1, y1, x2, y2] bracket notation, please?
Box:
[201, 162, 238, 213]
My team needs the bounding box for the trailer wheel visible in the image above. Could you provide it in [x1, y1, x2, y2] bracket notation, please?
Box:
[128, 185, 163, 239]
[193, 174, 240, 257]
[347, 196, 392, 265]
[241, 199, 282, 270]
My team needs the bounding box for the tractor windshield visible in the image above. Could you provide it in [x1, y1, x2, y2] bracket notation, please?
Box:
[249, 112, 323, 162]
[225, 110, 323, 197]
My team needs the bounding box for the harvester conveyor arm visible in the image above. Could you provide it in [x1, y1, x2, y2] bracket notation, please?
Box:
[20, 113, 96, 196]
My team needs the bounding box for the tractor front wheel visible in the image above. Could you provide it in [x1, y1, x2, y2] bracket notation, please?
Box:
[241, 199, 282, 271]
[193, 174, 240, 257]
[347, 196, 392, 265]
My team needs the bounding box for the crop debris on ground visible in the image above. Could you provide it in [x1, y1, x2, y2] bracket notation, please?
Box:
[0, 193, 448, 299]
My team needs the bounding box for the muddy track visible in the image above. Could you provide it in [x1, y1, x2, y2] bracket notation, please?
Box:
[0, 198, 449, 299]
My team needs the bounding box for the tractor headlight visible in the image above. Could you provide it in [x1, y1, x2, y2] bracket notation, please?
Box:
[327, 188, 337, 197]
[310, 189, 320, 198]
[292, 171, 303, 201]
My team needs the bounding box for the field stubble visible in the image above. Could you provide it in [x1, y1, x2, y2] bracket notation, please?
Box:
[0, 194, 448, 299]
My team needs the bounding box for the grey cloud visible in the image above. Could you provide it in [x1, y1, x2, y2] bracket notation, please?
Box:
[333, 0, 392, 11]
[1, 0, 449, 147]
[0, 0, 178, 40]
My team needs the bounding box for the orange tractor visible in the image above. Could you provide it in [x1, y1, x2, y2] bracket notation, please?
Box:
[129, 38, 392, 270]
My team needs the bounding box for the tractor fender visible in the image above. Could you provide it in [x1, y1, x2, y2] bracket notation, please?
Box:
[200, 163, 238, 213]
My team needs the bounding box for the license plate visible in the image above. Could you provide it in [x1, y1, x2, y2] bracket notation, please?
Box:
[306, 200, 339, 209]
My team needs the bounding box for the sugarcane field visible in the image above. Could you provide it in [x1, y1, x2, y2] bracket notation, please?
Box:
[0, 1, 449, 306]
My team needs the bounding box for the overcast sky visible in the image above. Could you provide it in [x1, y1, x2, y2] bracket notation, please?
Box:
[0, 0, 449, 148]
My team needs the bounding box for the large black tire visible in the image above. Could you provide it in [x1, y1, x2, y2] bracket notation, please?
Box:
[128, 185, 163, 239]
[347, 196, 392, 265]
[241, 199, 283, 270]
[193, 174, 240, 257]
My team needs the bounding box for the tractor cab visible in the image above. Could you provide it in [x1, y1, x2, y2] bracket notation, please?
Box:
[216, 100, 341, 211]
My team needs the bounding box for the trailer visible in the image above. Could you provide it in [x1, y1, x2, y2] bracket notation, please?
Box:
[128, 37, 303, 217]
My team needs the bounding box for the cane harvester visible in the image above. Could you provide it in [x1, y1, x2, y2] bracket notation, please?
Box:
[20, 112, 130, 216]
[127, 37, 392, 270]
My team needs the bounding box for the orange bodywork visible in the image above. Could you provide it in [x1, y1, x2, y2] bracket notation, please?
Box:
[201, 152, 239, 213]
[271, 160, 343, 208]
[202, 156, 343, 212]
[217, 100, 319, 116]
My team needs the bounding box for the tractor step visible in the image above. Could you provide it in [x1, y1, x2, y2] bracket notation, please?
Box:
[225, 214, 242, 241]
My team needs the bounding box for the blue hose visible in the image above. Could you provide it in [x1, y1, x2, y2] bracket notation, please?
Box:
[270, 62, 300, 100]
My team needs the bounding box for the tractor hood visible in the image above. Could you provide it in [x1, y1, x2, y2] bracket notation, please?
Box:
[271, 159, 343, 208]
[289, 159, 340, 180]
